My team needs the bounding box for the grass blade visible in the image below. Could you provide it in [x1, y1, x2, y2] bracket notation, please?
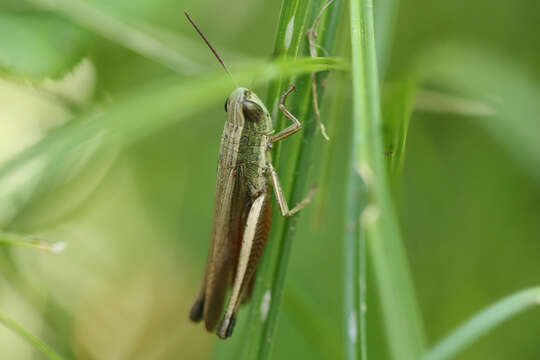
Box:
[0, 311, 65, 360]
[348, 1, 370, 357]
[342, 164, 365, 360]
[349, 0, 426, 359]
[266, 0, 315, 163]
[422, 287, 540, 360]
[0, 232, 66, 253]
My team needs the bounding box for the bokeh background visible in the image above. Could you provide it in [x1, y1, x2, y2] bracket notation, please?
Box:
[0, 0, 539, 359]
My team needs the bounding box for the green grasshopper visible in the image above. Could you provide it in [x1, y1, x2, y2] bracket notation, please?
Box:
[185, 12, 316, 339]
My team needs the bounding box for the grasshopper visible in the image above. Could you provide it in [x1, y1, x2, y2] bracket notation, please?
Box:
[185, 12, 316, 339]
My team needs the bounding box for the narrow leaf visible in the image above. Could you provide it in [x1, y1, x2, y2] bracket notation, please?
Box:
[350, 0, 426, 359]
[0, 232, 66, 253]
[422, 287, 540, 360]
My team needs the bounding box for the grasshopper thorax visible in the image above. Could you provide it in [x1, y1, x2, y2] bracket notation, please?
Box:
[225, 88, 272, 133]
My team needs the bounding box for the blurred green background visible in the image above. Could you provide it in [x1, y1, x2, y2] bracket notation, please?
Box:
[0, 0, 539, 359]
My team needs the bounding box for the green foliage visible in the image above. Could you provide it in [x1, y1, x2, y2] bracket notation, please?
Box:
[382, 81, 416, 178]
[0, 12, 89, 78]
[0, 311, 64, 360]
[0, 232, 65, 252]
[423, 287, 540, 360]
[27, 0, 204, 74]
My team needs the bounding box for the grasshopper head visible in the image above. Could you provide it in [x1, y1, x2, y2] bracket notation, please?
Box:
[225, 88, 272, 132]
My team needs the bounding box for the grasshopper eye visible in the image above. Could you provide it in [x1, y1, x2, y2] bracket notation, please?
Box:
[242, 100, 262, 122]
[224, 99, 229, 112]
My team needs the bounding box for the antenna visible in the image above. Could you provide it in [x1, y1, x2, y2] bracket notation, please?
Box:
[184, 11, 234, 80]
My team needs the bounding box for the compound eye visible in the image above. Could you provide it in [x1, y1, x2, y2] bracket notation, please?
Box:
[224, 98, 229, 112]
[242, 100, 263, 122]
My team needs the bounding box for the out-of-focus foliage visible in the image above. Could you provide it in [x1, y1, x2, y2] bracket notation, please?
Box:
[0, 11, 90, 78]
[0, 0, 539, 359]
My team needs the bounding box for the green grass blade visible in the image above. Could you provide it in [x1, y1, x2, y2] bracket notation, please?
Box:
[0, 232, 66, 253]
[422, 287, 540, 360]
[342, 159, 366, 360]
[349, 1, 426, 359]
[263, 0, 309, 111]
[266, 0, 314, 164]
[0, 247, 77, 359]
[348, 1, 370, 358]
[0, 311, 65, 360]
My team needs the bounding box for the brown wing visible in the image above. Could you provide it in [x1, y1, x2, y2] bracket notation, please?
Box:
[217, 187, 272, 338]
[202, 166, 239, 331]
[188, 165, 235, 331]
[239, 191, 272, 302]
[189, 163, 250, 332]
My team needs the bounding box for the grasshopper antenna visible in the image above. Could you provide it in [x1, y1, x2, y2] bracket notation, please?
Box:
[184, 11, 236, 83]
